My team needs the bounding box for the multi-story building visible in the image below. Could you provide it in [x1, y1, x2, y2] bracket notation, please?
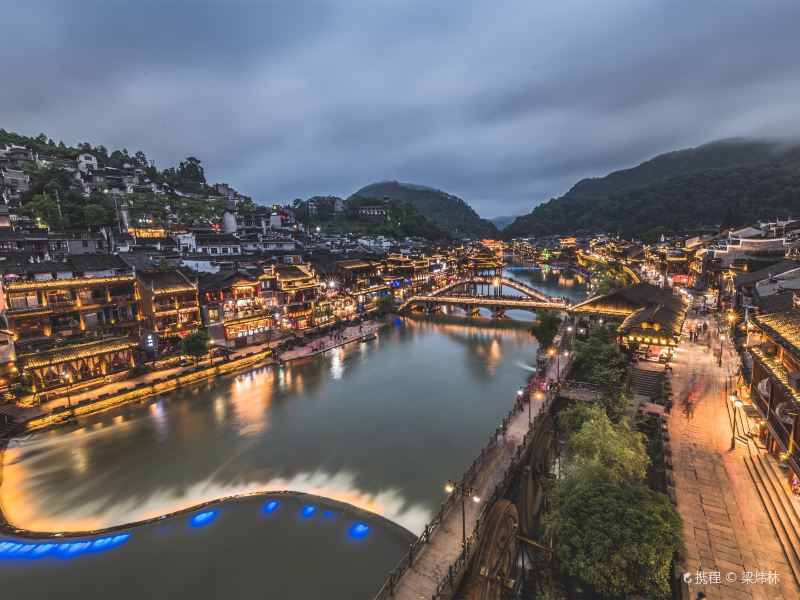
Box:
[0, 255, 140, 391]
[273, 264, 319, 330]
[383, 253, 431, 297]
[199, 270, 277, 347]
[748, 300, 800, 491]
[136, 269, 200, 347]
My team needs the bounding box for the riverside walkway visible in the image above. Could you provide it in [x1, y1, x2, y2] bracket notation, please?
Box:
[380, 346, 567, 600]
[0, 319, 387, 433]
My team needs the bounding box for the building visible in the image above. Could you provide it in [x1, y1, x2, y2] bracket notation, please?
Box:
[748, 301, 800, 491]
[136, 269, 200, 348]
[0, 255, 140, 392]
[273, 264, 319, 330]
[569, 282, 688, 354]
[199, 270, 276, 347]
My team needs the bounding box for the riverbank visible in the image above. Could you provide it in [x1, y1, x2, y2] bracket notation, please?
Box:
[5, 318, 390, 434]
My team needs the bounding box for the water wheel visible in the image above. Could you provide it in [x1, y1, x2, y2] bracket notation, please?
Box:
[517, 412, 554, 536]
[465, 499, 519, 600]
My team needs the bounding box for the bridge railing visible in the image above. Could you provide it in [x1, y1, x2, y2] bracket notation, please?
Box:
[374, 340, 567, 600]
[431, 383, 559, 599]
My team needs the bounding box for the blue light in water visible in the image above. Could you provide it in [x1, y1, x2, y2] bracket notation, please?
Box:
[190, 510, 218, 527]
[349, 523, 370, 539]
[263, 500, 279, 514]
[0, 533, 130, 560]
[300, 505, 317, 518]
[322, 510, 333, 519]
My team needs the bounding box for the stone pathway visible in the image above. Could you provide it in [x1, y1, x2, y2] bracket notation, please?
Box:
[276, 320, 386, 362]
[669, 325, 798, 600]
[389, 349, 566, 599]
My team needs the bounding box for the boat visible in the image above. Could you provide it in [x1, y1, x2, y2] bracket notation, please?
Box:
[361, 333, 378, 342]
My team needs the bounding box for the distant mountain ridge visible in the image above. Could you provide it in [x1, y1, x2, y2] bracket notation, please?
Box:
[505, 138, 800, 239]
[350, 180, 497, 238]
[490, 215, 517, 230]
[565, 138, 800, 199]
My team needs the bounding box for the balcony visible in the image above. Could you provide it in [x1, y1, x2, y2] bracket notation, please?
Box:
[154, 304, 177, 314]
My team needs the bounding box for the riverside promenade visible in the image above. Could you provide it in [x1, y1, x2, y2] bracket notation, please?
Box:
[383, 349, 566, 600]
[670, 321, 798, 600]
[0, 319, 388, 433]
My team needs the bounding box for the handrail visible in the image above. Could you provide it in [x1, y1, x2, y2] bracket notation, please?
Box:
[374, 333, 566, 600]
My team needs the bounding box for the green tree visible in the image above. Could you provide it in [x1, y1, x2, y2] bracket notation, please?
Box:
[181, 330, 210, 364]
[372, 295, 395, 316]
[556, 403, 605, 435]
[176, 156, 206, 183]
[530, 309, 561, 349]
[544, 482, 681, 598]
[83, 203, 110, 228]
[565, 411, 649, 486]
[22, 194, 65, 228]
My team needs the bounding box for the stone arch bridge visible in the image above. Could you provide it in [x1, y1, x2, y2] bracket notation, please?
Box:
[398, 276, 567, 317]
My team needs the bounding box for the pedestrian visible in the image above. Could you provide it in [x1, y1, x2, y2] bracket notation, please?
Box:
[703, 321, 708, 332]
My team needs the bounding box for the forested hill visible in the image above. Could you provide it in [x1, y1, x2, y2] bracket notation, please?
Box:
[351, 181, 497, 238]
[504, 162, 800, 241]
[504, 138, 800, 240]
[565, 138, 800, 199]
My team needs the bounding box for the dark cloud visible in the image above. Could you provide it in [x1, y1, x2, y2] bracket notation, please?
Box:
[2, 1, 799, 217]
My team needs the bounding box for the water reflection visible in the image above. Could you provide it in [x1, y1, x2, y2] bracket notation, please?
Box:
[1, 275, 585, 537]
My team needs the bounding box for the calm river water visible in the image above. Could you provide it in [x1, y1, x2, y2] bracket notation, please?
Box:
[0, 268, 586, 598]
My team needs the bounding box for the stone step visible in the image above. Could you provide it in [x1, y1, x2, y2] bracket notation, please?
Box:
[757, 454, 800, 549]
[743, 455, 800, 589]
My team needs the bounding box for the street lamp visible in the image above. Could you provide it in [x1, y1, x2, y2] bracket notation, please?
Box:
[729, 394, 743, 450]
[61, 370, 73, 411]
[518, 388, 531, 424]
[718, 331, 726, 366]
[445, 479, 480, 548]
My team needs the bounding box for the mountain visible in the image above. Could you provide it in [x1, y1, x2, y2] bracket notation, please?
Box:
[565, 138, 800, 199]
[350, 180, 497, 238]
[505, 138, 800, 240]
[490, 215, 517, 230]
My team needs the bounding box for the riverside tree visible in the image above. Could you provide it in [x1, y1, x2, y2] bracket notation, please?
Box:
[181, 330, 210, 364]
[545, 403, 682, 598]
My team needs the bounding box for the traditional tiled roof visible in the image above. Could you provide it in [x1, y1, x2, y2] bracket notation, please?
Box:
[198, 269, 258, 291]
[275, 265, 313, 281]
[19, 337, 138, 369]
[734, 260, 799, 287]
[570, 282, 687, 337]
[754, 307, 800, 361]
[137, 269, 196, 295]
[756, 291, 796, 314]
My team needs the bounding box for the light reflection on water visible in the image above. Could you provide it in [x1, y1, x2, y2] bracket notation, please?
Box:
[1, 273, 586, 536]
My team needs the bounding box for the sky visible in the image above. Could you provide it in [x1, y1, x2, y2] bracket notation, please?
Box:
[3, 1, 800, 218]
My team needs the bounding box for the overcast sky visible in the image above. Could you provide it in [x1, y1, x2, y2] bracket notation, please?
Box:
[3, 1, 800, 218]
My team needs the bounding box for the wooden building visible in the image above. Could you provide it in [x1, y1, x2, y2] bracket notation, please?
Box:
[569, 282, 687, 351]
[749, 303, 800, 490]
[136, 270, 200, 345]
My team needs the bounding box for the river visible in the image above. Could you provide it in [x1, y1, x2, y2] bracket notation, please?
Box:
[0, 268, 586, 598]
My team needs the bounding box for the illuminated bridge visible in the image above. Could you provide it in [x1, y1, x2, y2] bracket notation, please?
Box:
[398, 276, 567, 316]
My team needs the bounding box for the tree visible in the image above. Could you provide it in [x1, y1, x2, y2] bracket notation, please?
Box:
[176, 156, 206, 183]
[83, 203, 110, 229]
[530, 309, 561, 350]
[544, 482, 681, 599]
[556, 403, 605, 435]
[565, 411, 649, 487]
[372, 295, 395, 316]
[21, 194, 65, 228]
[181, 330, 210, 363]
